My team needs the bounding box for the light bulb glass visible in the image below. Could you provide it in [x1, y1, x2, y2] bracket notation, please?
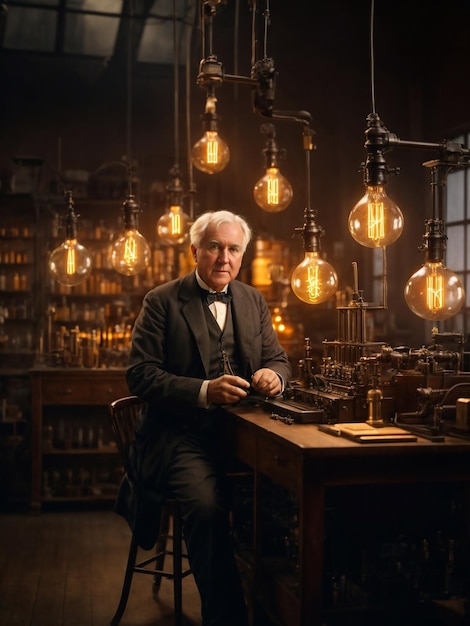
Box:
[157, 205, 190, 246]
[291, 251, 338, 305]
[191, 130, 230, 174]
[253, 167, 293, 212]
[348, 185, 404, 248]
[49, 238, 93, 286]
[404, 261, 465, 321]
[111, 228, 151, 276]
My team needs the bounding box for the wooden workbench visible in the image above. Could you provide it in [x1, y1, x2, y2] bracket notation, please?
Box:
[225, 401, 470, 625]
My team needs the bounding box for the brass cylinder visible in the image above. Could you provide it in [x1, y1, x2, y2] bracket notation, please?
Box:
[367, 387, 383, 423]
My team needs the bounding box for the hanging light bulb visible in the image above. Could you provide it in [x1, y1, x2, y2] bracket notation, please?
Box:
[291, 208, 338, 304]
[253, 123, 293, 212]
[405, 164, 466, 321]
[157, 9, 192, 249]
[350, 113, 404, 248]
[108, 5, 150, 277]
[348, 184, 404, 248]
[111, 194, 151, 276]
[291, 253, 339, 304]
[404, 218, 465, 321]
[157, 205, 190, 246]
[191, 93, 230, 174]
[254, 167, 293, 212]
[404, 262, 465, 321]
[49, 190, 93, 287]
[157, 168, 190, 246]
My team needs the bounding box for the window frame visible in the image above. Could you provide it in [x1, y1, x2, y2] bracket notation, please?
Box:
[443, 132, 469, 337]
[1, 1, 197, 65]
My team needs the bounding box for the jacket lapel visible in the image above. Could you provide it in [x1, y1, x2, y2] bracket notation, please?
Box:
[230, 280, 255, 373]
[179, 273, 211, 376]
[178, 273, 255, 378]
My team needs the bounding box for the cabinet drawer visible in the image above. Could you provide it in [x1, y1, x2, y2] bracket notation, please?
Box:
[41, 377, 129, 405]
[229, 417, 256, 467]
[257, 434, 301, 492]
[89, 379, 130, 404]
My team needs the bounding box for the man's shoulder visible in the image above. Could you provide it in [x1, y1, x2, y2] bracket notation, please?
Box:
[230, 279, 267, 308]
[231, 279, 263, 297]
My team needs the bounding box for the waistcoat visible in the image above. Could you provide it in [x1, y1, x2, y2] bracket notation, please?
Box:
[203, 303, 242, 378]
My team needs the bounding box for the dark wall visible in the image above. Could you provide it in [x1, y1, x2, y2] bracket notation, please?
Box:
[1, 0, 470, 348]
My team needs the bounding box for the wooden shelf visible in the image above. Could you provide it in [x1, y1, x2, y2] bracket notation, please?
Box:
[43, 445, 118, 455]
[30, 367, 129, 509]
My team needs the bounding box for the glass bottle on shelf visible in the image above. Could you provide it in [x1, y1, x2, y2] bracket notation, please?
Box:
[251, 237, 273, 299]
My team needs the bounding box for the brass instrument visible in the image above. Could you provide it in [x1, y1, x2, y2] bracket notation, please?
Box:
[266, 293, 470, 440]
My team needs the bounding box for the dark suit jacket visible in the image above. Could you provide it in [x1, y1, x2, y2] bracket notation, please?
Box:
[115, 271, 291, 548]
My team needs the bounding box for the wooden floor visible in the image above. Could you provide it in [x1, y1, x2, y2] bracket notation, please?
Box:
[1, 507, 466, 626]
[0, 508, 202, 626]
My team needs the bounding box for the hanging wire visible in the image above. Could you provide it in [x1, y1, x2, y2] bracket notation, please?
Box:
[234, 0, 239, 76]
[305, 140, 311, 209]
[202, 0, 215, 57]
[200, 0, 205, 58]
[250, 0, 256, 66]
[369, 0, 376, 115]
[262, 0, 270, 59]
[126, 0, 134, 168]
[173, 0, 180, 168]
[186, 0, 198, 219]
[249, 0, 270, 64]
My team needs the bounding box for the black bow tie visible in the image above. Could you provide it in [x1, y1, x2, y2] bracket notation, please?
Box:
[206, 291, 231, 305]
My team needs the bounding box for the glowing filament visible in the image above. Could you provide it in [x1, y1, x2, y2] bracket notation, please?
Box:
[66, 247, 76, 275]
[307, 265, 320, 300]
[124, 236, 137, 265]
[267, 176, 279, 205]
[170, 209, 182, 235]
[426, 273, 444, 312]
[367, 201, 385, 241]
[207, 138, 219, 164]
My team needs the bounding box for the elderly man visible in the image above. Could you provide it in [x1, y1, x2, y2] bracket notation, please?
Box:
[119, 210, 291, 626]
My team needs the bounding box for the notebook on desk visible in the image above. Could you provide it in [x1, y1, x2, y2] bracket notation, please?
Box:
[318, 422, 418, 443]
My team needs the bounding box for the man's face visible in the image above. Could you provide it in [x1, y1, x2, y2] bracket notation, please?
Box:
[191, 221, 245, 291]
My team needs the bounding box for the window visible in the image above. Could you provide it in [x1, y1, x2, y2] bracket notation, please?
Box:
[445, 133, 469, 336]
[1, 0, 196, 63]
[371, 248, 384, 306]
[3, 1, 59, 53]
[138, 0, 193, 64]
[64, 1, 122, 57]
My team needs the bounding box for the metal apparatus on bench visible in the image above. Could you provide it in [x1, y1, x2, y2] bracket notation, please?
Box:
[264, 280, 470, 440]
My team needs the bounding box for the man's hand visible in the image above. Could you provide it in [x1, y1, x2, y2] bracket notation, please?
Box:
[251, 368, 282, 397]
[207, 375, 251, 405]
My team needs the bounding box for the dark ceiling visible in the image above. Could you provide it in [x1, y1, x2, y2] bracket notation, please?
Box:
[2, 0, 470, 345]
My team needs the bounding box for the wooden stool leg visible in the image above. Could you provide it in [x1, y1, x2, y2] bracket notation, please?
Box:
[153, 505, 171, 597]
[111, 534, 139, 626]
[172, 505, 184, 626]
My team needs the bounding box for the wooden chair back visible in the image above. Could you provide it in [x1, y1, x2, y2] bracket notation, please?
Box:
[108, 395, 144, 477]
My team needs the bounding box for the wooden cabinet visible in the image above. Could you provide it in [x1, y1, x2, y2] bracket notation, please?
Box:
[256, 433, 301, 493]
[0, 193, 44, 372]
[0, 372, 31, 508]
[30, 367, 129, 509]
[0, 194, 45, 508]
[1, 193, 175, 508]
[225, 404, 470, 626]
